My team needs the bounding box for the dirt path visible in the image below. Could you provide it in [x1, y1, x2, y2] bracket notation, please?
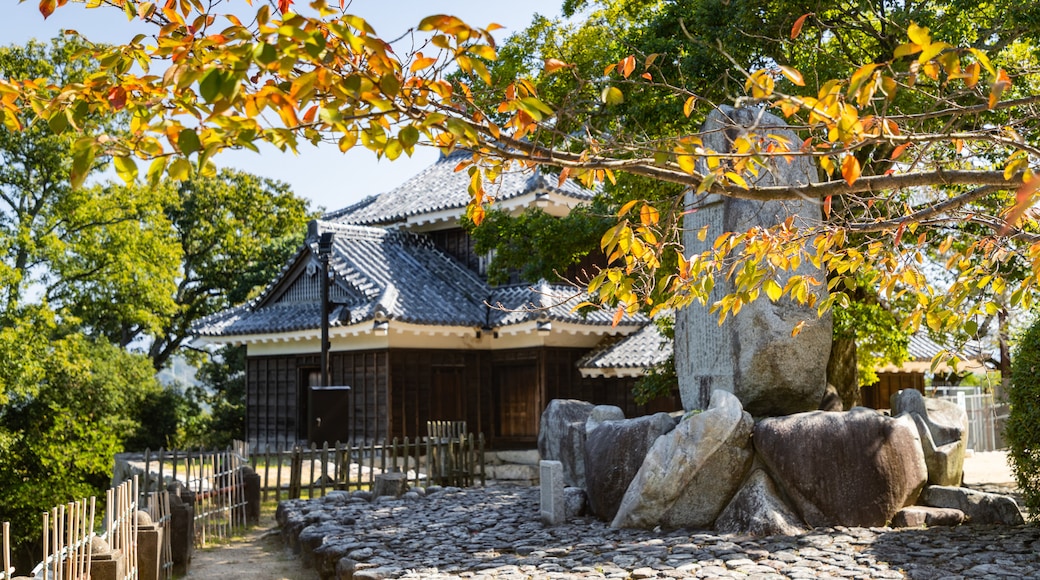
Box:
[182, 509, 310, 580]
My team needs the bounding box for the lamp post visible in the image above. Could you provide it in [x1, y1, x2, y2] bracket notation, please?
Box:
[312, 231, 335, 443]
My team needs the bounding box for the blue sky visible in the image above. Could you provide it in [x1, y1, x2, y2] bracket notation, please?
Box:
[2, 0, 564, 212]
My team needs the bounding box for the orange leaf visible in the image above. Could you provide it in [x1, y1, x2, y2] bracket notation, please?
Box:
[39, 0, 56, 18]
[890, 142, 911, 160]
[544, 58, 572, 74]
[823, 195, 832, 219]
[894, 222, 906, 246]
[641, 72, 652, 81]
[791, 13, 812, 39]
[1002, 174, 1040, 235]
[841, 154, 861, 186]
[620, 55, 636, 79]
[612, 305, 624, 327]
[557, 166, 571, 188]
[277, 0, 292, 15]
[107, 86, 127, 111]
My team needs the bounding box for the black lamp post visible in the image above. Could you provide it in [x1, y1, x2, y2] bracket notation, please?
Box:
[311, 231, 335, 443]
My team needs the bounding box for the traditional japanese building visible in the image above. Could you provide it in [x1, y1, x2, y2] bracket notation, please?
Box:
[193, 151, 679, 449]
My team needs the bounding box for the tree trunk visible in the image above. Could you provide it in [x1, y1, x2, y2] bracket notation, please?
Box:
[827, 335, 860, 410]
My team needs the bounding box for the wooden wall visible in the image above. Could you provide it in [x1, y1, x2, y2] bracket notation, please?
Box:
[860, 371, 925, 410]
[246, 346, 675, 449]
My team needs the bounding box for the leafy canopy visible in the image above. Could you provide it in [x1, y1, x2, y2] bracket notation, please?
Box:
[10, 0, 1040, 348]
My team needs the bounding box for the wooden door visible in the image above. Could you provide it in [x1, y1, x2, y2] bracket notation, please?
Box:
[430, 366, 463, 422]
[495, 364, 539, 439]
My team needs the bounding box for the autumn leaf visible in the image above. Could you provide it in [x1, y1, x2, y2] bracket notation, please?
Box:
[107, 86, 127, 111]
[823, 195, 832, 218]
[841, 154, 861, 185]
[544, 58, 572, 74]
[619, 55, 636, 79]
[277, 0, 292, 15]
[779, 65, 804, 86]
[890, 142, 911, 160]
[601, 86, 624, 106]
[39, 0, 56, 18]
[1002, 174, 1040, 235]
[683, 96, 696, 117]
[989, 69, 1012, 109]
[790, 13, 811, 39]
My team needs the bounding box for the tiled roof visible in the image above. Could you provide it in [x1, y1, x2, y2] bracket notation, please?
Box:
[194, 223, 489, 337]
[578, 322, 672, 374]
[325, 149, 596, 225]
[193, 222, 641, 339]
[488, 281, 647, 328]
[906, 332, 985, 363]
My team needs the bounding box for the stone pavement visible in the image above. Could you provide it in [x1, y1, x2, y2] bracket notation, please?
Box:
[280, 484, 1040, 580]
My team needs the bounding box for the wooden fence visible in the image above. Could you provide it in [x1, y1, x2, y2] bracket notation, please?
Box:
[252, 432, 486, 502]
[9, 478, 141, 580]
[1, 522, 11, 580]
[141, 492, 173, 580]
[113, 445, 247, 547]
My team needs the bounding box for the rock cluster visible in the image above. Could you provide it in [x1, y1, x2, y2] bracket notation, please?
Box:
[544, 390, 1022, 534]
[276, 485, 1040, 580]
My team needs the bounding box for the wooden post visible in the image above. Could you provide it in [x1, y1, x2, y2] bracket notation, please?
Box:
[320, 441, 329, 497]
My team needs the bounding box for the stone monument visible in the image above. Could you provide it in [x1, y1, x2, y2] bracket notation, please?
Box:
[675, 105, 832, 416]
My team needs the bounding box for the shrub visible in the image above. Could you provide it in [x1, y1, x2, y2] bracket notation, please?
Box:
[1007, 314, 1040, 520]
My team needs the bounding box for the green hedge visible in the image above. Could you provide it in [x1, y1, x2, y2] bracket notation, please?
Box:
[1007, 315, 1040, 520]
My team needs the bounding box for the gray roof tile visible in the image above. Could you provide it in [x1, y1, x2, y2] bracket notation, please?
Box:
[193, 222, 642, 339]
[325, 149, 596, 225]
[578, 322, 671, 372]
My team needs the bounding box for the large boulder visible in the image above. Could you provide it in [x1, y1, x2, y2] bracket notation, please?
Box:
[538, 399, 595, 488]
[715, 468, 807, 536]
[891, 389, 969, 486]
[612, 390, 753, 529]
[919, 486, 1025, 525]
[584, 413, 678, 521]
[675, 106, 831, 417]
[755, 408, 928, 527]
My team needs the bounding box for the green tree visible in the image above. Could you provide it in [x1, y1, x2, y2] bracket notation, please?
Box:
[1007, 314, 1040, 519]
[0, 306, 164, 567]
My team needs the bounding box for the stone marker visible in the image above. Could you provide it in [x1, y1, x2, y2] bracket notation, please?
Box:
[755, 408, 928, 527]
[611, 390, 753, 530]
[538, 399, 595, 488]
[675, 105, 831, 417]
[373, 472, 409, 498]
[540, 460, 565, 525]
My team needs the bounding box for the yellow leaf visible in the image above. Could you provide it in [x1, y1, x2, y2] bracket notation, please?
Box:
[683, 95, 696, 117]
[618, 199, 639, 217]
[764, 279, 782, 302]
[697, 225, 709, 242]
[725, 171, 749, 189]
[601, 86, 624, 105]
[907, 23, 931, 47]
[640, 204, 660, 226]
[893, 43, 922, 59]
[677, 154, 695, 174]
[989, 69, 1012, 109]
